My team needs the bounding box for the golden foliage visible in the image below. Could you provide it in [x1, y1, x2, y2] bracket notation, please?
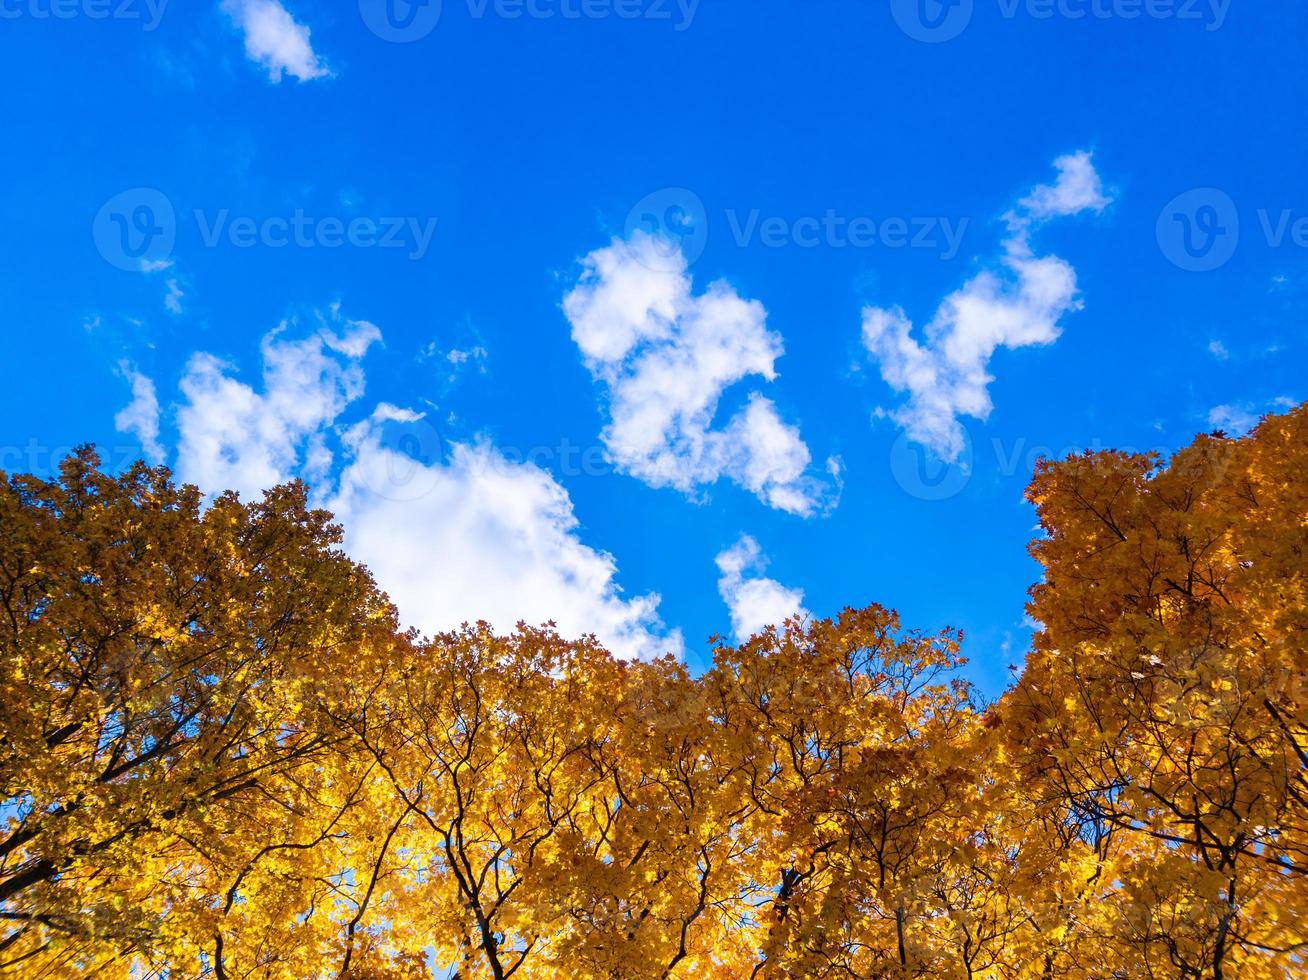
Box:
[2, 405, 1304, 977]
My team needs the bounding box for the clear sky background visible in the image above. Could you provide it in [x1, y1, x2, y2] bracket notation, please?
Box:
[1, 0, 1303, 694]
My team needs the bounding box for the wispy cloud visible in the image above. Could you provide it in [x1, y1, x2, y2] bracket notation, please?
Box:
[563, 231, 837, 516]
[422, 340, 489, 387]
[221, 0, 329, 83]
[114, 361, 164, 464]
[862, 151, 1112, 461]
[164, 277, 185, 315]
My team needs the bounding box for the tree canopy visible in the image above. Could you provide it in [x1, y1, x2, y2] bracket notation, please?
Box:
[2, 406, 1304, 978]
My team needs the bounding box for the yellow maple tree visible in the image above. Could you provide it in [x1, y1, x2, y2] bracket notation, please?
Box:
[2, 404, 1303, 977]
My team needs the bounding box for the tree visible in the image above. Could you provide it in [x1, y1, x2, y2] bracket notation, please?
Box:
[1004, 405, 1307, 977]
[1, 404, 1304, 977]
[0, 450, 405, 976]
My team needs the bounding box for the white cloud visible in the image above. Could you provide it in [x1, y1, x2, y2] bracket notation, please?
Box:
[175, 314, 380, 499]
[1208, 339, 1230, 360]
[862, 151, 1112, 461]
[114, 362, 164, 465]
[1208, 397, 1296, 437]
[1207, 404, 1257, 436]
[330, 415, 681, 661]
[221, 0, 329, 83]
[1015, 150, 1112, 223]
[422, 341, 489, 386]
[138, 257, 184, 314]
[715, 535, 808, 642]
[563, 231, 835, 516]
[162, 312, 678, 661]
[164, 278, 185, 315]
[447, 347, 484, 367]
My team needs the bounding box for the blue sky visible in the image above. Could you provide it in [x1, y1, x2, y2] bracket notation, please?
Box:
[1, 0, 1304, 692]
